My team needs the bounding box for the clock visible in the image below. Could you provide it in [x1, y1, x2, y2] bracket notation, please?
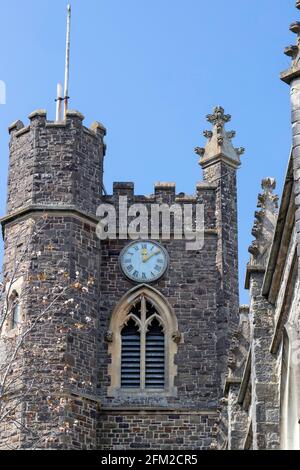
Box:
[120, 241, 169, 283]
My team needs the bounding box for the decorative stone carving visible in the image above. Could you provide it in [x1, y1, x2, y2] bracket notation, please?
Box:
[194, 147, 205, 157]
[219, 397, 228, 405]
[207, 106, 231, 125]
[195, 106, 244, 169]
[210, 441, 218, 450]
[105, 330, 114, 343]
[281, 5, 300, 83]
[248, 178, 278, 267]
[172, 330, 182, 344]
[226, 130, 236, 139]
[203, 130, 212, 139]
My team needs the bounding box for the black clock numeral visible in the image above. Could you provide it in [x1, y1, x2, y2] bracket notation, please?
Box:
[125, 259, 131, 264]
[127, 265, 134, 272]
[157, 258, 164, 264]
[151, 272, 155, 278]
[134, 246, 139, 251]
[154, 265, 161, 272]
[142, 273, 147, 280]
[133, 270, 139, 278]
[141, 244, 147, 250]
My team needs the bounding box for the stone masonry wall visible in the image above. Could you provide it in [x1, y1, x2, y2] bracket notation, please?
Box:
[99, 411, 218, 450]
[98, 183, 221, 411]
[1, 214, 102, 449]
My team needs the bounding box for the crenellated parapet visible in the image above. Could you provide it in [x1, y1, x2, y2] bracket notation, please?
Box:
[6, 109, 106, 218]
[246, 178, 278, 287]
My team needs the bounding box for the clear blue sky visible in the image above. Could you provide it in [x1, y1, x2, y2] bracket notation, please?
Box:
[0, 0, 296, 303]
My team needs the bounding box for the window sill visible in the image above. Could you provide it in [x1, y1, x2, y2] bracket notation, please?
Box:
[107, 386, 177, 398]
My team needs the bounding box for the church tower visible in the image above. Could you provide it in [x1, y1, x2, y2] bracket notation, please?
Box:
[0, 6, 244, 452]
[1, 105, 243, 450]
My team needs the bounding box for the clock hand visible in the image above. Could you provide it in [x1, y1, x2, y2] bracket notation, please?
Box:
[143, 250, 161, 263]
[141, 248, 148, 262]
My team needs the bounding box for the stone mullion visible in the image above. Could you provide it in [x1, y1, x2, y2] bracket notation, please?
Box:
[140, 296, 146, 390]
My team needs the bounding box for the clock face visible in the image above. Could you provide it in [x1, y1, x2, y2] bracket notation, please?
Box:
[120, 241, 169, 283]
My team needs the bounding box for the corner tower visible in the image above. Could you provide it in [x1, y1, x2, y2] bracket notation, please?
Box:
[1, 110, 106, 449]
[196, 106, 244, 386]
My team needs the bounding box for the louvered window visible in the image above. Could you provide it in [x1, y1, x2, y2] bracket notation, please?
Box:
[121, 319, 141, 388]
[120, 296, 165, 391]
[146, 318, 165, 388]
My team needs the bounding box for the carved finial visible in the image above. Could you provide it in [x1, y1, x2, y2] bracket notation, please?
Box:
[262, 177, 276, 192]
[197, 106, 244, 169]
[206, 106, 231, 126]
[248, 178, 278, 266]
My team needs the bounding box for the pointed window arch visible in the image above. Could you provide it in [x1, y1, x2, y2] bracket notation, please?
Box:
[11, 292, 21, 330]
[8, 290, 21, 331]
[107, 285, 180, 397]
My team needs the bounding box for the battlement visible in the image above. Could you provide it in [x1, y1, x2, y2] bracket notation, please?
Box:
[109, 181, 216, 202]
[8, 109, 107, 140]
[6, 109, 106, 217]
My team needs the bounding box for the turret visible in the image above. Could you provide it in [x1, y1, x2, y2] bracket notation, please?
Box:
[195, 106, 244, 387]
[7, 110, 106, 217]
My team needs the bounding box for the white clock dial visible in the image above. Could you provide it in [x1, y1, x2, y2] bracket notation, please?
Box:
[120, 241, 169, 283]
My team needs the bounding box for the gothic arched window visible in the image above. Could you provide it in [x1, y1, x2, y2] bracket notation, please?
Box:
[120, 298, 165, 390]
[108, 285, 180, 397]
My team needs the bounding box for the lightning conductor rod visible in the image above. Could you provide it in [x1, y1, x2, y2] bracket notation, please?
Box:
[64, 3, 72, 118]
[55, 4, 71, 121]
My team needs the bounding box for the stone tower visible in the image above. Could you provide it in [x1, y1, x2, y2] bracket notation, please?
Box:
[1, 110, 106, 449]
[0, 106, 243, 449]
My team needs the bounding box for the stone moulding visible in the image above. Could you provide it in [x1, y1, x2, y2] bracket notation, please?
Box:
[0, 205, 100, 237]
[223, 377, 242, 397]
[100, 407, 219, 415]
